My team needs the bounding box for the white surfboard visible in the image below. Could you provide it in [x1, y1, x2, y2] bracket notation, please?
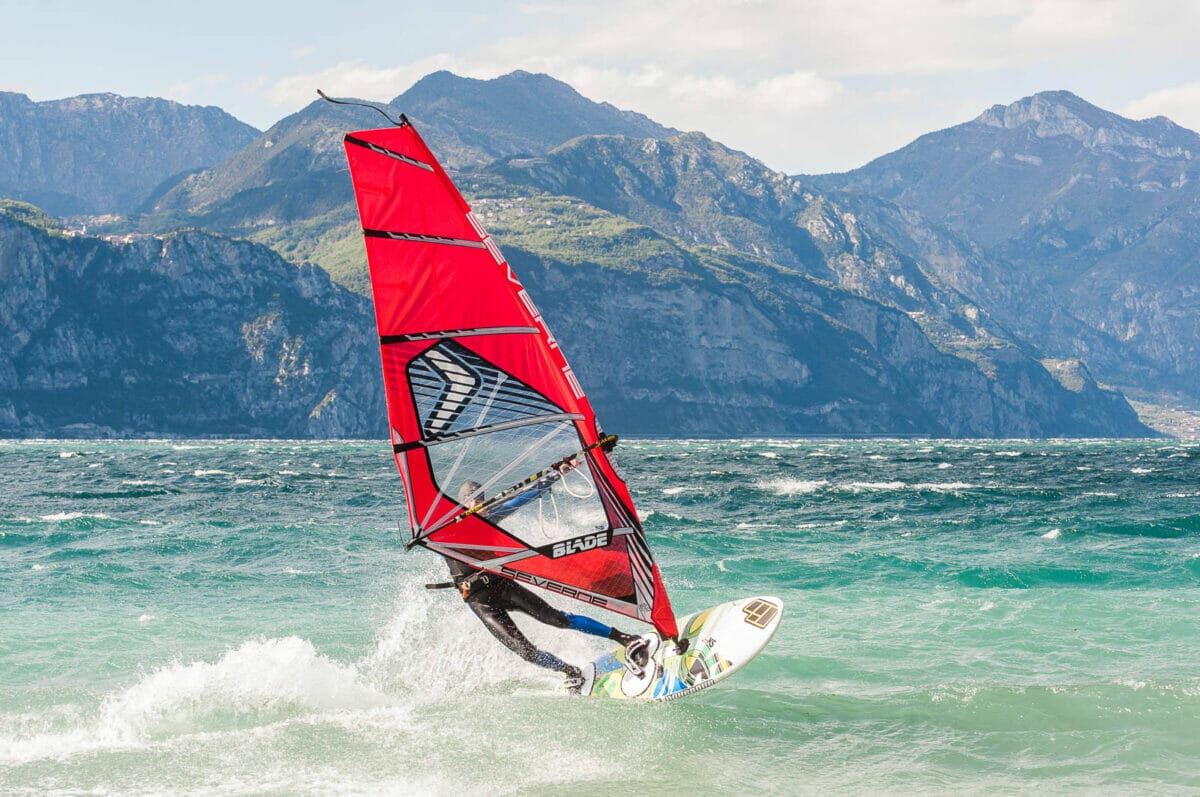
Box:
[582, 595, 782, 701]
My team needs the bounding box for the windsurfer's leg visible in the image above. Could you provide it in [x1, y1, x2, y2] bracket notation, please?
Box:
[467, 599, 574, 673]
[495, 579, 571, 628]
[563, 612, 630, 641]
[498, 579, 625, 639]
[496, 581, 650, 671]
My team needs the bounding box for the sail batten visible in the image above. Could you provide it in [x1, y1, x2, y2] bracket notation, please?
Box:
[381, 326, 539, 344]
[363, 229, 489, 248]
[344, 133, 433, 170]
[342, 120, 679, 639]
[393, 412, 585, 451]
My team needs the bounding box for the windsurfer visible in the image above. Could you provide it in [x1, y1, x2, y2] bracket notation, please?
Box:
[444, 469, 651, 694]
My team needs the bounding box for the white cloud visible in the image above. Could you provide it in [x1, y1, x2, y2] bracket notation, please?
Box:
[240, 0, 1200, 170]
[1123, 82, 1200, 132]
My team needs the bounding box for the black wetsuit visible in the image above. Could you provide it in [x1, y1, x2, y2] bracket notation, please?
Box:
[448, 557, 578, 671]
[445, 478, 633, 673]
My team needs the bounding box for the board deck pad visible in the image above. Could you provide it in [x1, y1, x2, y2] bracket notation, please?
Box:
[583, 595, 782, 701]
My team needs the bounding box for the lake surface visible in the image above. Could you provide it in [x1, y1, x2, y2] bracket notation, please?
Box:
[3, 439, 1199, 794]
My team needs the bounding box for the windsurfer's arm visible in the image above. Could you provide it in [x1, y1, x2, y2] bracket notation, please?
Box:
[487, 457, 580, 520]
[489, 475, 558, 520]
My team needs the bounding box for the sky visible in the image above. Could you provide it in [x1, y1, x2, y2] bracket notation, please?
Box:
[3, 0, 1200, 174]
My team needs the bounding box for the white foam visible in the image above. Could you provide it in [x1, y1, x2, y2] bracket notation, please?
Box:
[843, 481, 906, 492]
[39, 511, 112, 522]
[0, 636, 391, 765]
[758, 478, 828, 496]
[757, 451, 780, 459]
[1042, 528, 1062, 539]
[359, 577, 546, 699]
[912, 482, 976, 492]
[1131, 467, 1154, 474]
[193, 469, 229, 477]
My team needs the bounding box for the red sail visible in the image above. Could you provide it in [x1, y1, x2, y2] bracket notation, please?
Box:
[343, 121, 678, 638]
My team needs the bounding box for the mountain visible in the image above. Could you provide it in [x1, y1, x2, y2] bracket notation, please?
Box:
[138, 71, 677, 293]
[435, 178, 1148, 437]
[146, 71, 675, 223]
[0, 74, 1160, 437]
[807, 91, 1200, 404]
[0, 211, 384, 437]
[491, 131, 1081, 387]
[396, 70, 674, 166]
[0, 92, 258, 216]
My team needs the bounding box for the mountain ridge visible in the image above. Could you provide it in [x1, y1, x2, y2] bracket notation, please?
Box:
[807, 89, 1200, 407]
[0, 74, 1176, 437]
[0, 91, 258, 215]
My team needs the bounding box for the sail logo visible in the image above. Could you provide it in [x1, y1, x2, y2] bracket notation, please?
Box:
[501, 566, 609, 606]
[539, 530, 612, 559]
[741, 599, 779, 629]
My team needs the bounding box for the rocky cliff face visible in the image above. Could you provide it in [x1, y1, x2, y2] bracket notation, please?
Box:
[0, 92, 258, 216]
[0, 215, 384, 437]
[0, 199, 1148, 439]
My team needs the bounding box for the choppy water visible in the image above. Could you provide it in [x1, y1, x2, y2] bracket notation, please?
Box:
[2, 439, 1199, 795]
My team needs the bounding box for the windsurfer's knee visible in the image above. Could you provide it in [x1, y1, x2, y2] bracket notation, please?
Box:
[544, 610, 570, 629]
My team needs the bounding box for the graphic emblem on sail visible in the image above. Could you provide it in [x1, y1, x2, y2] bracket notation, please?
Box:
[341, 118, 678, 639]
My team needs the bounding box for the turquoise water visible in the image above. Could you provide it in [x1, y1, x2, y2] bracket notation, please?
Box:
[2, 439, 1199, 794]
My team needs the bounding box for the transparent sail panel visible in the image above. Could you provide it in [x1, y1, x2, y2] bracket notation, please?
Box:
[426, 419, 608, 548]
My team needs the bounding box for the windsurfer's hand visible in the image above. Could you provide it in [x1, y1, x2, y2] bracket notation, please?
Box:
[554, 456, 580, 474]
